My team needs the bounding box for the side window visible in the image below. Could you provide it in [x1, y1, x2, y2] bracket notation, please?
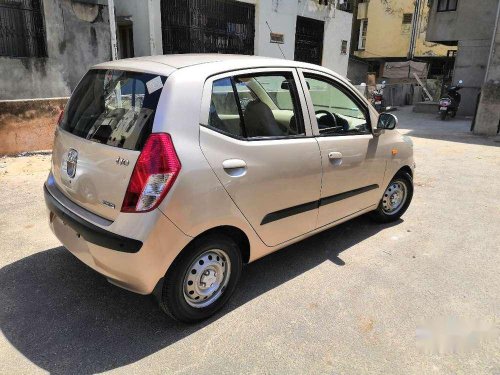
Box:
[207, 73, 305, 139]
[234, 73, 305, 138]
[208, 78, 244, 137]
[304, 75, 370, 136]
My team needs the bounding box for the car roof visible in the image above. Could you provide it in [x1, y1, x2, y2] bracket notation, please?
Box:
[92, 54, 344, 81]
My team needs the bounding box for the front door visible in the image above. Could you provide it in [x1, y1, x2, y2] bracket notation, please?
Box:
[200, 69, 322, 246]
[299, 70, 387, 228]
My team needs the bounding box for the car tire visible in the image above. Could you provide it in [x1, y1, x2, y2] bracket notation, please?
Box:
[159, 234, 242, 323]
[370, 172, 413, 223]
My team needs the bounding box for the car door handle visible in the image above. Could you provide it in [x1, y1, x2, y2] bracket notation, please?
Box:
[222, 159, 247, 177]
[328, 152, 343, 166]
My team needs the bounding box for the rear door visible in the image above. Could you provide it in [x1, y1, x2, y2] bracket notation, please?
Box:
[298, 69, 387, 228]
[51, 69, 167, 220]
[199, 68, 322, 247]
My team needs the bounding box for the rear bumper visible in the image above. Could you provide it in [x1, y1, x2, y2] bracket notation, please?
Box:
[44, 185, 142, 253]
[44, 182, 192, 294]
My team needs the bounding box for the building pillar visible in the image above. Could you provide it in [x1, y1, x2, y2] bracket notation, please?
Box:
[473, 0, 500, 135]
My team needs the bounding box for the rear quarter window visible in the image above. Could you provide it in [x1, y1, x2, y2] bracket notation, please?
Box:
[60, 69, 167, 151]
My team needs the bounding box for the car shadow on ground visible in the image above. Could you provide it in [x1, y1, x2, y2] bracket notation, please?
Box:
[0, 215, 401, 374]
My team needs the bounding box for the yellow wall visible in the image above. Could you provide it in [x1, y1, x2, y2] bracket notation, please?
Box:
[354, 0, 456, 59]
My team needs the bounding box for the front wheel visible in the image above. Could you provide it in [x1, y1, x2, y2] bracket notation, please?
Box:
[159, 234, 242, 323]
[370, 172, 413, 223]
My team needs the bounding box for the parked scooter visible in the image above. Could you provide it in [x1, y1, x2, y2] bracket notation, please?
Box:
[438, 80, 463, 120]
[372, 81, 386, 113]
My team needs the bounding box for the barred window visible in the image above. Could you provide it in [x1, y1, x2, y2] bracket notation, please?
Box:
[0, 0, 47, 58]
[160, 0, 255, 55]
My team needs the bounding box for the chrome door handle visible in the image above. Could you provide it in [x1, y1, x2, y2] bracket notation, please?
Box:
[222, 159, 247, 177]
[328, 152, 343, 166]
[328, 152, 342, 160]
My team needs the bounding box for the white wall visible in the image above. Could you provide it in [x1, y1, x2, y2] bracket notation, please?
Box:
[117, 0, 352, 76]
[253, 0, 352, 76]
[115, 0, 163, 57]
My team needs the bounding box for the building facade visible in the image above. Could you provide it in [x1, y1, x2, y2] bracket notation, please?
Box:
[0, 0, 111, 100]
[0, 0, 352, 101]
[115, 0, 353, 77]
[426, 0, 500, 132]
[347, 0, 456, 83]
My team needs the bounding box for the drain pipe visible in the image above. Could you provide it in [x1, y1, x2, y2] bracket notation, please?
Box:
[108, 0, 118, 60]
[408, 0, 422, 60]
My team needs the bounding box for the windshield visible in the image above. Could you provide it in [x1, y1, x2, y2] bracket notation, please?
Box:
[60, 69, 167, 151]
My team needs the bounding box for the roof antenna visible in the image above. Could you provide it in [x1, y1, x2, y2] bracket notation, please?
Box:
[265, 21, 286, 59]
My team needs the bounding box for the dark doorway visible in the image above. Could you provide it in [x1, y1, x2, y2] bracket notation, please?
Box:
[160, 0, 255, 55]
[117, 19, 134, 59]
[294, 16, 324, 65]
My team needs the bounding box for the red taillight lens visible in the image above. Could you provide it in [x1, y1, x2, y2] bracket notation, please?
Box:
[121, 133, 181, 213]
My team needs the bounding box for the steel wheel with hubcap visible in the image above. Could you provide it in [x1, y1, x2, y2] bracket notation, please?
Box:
[370, 172, 413, 223]
[381, 180, 407, 216]
[159, 234, 242, 323]
[183, 249, 231, 308]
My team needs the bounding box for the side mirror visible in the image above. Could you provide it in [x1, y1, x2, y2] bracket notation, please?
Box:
[377, 112, 398, 130]
[457, 79, 463, 86]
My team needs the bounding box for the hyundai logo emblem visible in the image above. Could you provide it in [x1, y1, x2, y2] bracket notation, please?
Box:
[66, 149, 78, 178]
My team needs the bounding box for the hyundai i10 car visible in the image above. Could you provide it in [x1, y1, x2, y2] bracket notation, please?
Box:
[44, 54, 414, 323]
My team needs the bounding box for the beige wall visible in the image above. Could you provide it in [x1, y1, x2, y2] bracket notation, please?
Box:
[0, 98, 67, 155]
[354, 0, 456, 59]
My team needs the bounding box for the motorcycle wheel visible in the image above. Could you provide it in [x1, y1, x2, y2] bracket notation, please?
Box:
[440, 111, 447, 120]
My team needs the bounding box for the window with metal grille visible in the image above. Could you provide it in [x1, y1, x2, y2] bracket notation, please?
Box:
[0, 0, 47, 58]
[358, 19, 368, 50]
[402, 13, 413, 24]
[341, 40, 347, 54]
[437, 0, 458, 11]
[294, 16, 324, 65]
[160, 0, 255, 55]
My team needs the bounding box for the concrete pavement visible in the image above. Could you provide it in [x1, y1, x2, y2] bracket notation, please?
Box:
[0, 107, 499, 374]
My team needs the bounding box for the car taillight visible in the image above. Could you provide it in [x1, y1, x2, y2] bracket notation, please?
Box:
[121, 133, 181, 213]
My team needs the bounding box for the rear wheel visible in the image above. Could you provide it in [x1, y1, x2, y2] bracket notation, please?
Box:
[159, 234, 242, 323]
[370, 172, 413, 223]
[440, 111, 447, 120]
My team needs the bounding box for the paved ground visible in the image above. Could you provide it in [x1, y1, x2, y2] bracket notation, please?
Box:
[0, 107, 499, 374]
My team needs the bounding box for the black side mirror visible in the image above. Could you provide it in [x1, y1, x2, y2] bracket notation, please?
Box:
[377, 113, 398, 130]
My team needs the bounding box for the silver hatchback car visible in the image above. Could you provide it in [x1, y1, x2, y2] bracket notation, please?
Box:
[44, 54, 414, 322]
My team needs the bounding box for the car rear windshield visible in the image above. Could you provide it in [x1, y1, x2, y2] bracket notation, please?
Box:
[60, 69, 167, 151]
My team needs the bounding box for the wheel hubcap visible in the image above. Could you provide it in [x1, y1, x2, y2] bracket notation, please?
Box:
[382, 180, 407, 215]
[183, 249, 231, 308]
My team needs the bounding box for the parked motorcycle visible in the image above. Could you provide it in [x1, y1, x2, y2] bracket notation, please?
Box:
[438, 80, 463, 120]
[372, 81, 386, 113]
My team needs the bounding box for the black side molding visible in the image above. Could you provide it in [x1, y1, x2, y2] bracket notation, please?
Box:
[319, 184, 379, 207]
[261, 184, 379, 225]
[261, 200, 319, 225]
[44, 185, 143, 253]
